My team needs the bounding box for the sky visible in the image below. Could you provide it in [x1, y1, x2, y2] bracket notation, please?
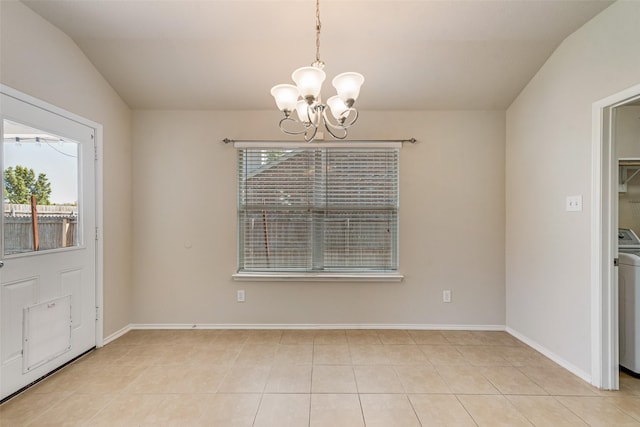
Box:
[3, 138, 78, 205]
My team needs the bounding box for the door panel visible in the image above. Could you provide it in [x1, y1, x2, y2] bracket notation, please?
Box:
[1, 278, 37, 364]
[61, 268, 83, 330]
[0, 91, 96, 400]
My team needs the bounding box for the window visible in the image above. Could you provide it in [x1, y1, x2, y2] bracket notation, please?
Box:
[237, 147, 399, 276]
[3, 119, 80, 255]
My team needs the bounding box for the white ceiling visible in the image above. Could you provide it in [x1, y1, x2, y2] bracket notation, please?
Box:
[23, 0, 614, 111]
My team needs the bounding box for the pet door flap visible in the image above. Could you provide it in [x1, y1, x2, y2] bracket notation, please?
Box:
[23, 295, 72, 373]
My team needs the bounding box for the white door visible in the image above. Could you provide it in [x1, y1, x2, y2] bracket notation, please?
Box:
[0, 90, 97, 400]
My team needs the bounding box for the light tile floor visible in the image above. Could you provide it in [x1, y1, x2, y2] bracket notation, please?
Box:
[1, 329, 640, 426]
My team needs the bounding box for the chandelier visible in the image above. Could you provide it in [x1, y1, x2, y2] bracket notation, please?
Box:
[270, 0, 364, 142]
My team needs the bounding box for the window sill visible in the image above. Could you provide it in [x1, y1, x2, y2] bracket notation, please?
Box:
[232, 272, 404, 282]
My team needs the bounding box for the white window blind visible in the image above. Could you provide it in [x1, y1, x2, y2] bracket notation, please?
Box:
[237, 147, 399, 273]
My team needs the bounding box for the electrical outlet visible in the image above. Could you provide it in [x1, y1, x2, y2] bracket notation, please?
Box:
[443, 290, 452, 303]
[237, 289, 245, 303]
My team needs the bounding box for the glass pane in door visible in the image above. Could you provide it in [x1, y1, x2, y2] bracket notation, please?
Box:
[3, 119, 80, 255]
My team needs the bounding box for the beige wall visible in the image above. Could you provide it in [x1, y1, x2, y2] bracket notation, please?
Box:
[131, 110, 506, 326]
[506, 0, 640, 377]
[1, 0, 506, 333]
[5, 1, 635, 374]
[0, 1, 133, 336]
[6, 0, 639, 377]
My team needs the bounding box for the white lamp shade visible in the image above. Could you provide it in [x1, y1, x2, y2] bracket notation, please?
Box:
[296, 99, 315, 123]
[292, 66, 326, 100]
[326, 95, 349, 120]
[270, 84, 299, 112]
[332, 72, 364, 103]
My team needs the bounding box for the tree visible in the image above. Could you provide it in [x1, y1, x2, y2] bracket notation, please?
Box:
[4, 165, 52, 205]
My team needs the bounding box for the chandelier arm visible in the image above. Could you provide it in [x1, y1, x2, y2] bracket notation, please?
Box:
[279, 116, 310, 136]
[323, 124, 348, 140]
[304, 124, 319, 142]
[339, 108, 359, 128]
[321, 110, 348, 139]
[305, 103, 316, 124]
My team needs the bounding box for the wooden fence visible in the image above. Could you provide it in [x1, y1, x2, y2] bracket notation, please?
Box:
[3, 204, 77, 254]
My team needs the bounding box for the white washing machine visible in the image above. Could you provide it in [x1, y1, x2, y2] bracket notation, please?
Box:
[618, 228, 640, 376]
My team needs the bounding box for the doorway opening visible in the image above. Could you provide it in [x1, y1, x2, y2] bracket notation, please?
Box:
[592, 83, 640, 390]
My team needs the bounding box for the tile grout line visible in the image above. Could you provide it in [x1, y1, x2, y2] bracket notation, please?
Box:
[453, 394, 481, 427]
[3, 330, 639, 425]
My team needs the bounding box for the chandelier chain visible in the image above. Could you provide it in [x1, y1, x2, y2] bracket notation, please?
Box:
[315, 0, 322, 63]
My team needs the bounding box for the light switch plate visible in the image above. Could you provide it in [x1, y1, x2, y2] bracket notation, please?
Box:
[566, 195, 582, 212]
[443, 290, 452, 303]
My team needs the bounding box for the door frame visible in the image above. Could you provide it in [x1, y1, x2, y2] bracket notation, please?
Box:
[0, 86, 104, 388]
[591, 82, 640, 389]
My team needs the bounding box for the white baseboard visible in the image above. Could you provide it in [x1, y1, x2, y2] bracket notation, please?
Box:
[506, 326, 592, 383]
[129, 323, 506, 331]
[102, 324, 132, 345]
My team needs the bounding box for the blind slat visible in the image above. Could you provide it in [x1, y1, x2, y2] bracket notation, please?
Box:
[238, 148, 399, 272]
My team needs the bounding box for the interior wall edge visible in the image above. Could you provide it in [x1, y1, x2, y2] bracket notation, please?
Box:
[506, 326, 592, 384]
